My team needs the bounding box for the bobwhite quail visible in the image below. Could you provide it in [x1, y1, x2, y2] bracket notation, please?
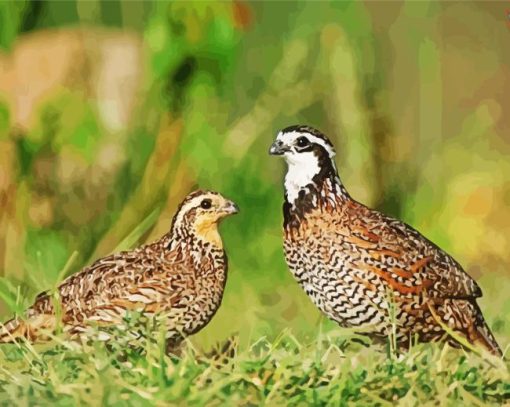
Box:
[0, 190, 239, 352]
[269, 125, 501, 356]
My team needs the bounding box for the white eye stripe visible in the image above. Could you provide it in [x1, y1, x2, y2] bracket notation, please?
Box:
[276, 131, 335, 157]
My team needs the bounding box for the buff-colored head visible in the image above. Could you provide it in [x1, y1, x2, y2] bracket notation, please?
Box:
[171, 190, 239, 247]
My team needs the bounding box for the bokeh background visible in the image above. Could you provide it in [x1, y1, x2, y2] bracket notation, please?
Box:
[0, 1, 509, 350]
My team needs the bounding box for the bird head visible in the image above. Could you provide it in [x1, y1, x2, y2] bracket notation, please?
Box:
[171, 190, 239, 248]
[269, 124, 336, 163]
[269, 125, 338, 204]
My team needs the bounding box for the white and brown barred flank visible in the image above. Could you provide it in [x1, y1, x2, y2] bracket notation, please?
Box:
[0, 190, 239, 351]
[270, 124, 501, 356]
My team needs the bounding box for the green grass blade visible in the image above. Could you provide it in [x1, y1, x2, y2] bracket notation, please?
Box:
[113, 208, 161, 253]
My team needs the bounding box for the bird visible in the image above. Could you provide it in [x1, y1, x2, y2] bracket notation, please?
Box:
[269, 124, 502, 356]
[0, 190, 239, 352]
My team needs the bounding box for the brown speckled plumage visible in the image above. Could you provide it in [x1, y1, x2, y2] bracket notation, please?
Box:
[0, 190, 238, 351]
[270, 125, 501, 355]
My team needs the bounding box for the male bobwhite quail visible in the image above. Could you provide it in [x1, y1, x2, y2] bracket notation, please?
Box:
[269, 125, 501, 356]
[0, 190, 239, 352]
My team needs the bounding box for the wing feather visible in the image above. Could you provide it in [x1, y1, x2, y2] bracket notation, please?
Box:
[350, 204, 482, 299]
[19, 245, 193, 341]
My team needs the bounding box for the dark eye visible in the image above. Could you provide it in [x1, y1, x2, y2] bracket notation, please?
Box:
[200, 199, 212, 209]
[296, 136, 309, 147]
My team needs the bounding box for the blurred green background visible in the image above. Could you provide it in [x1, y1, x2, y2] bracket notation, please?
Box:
[0, 0, 509, 350]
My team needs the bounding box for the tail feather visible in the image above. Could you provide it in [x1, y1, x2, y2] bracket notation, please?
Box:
[0, 318, 26, 343]
[439, 299, 502, 357]
[0, 314, 56, 343]
[471, 303, 502, 357]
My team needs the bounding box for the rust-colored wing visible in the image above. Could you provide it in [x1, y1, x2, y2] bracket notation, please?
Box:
[341, 202, 482, 300]
[363, 207, 482, 299]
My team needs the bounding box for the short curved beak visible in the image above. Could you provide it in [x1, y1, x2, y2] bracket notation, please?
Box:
[223, 200, 239, 215]
[269, 140, 288, 155]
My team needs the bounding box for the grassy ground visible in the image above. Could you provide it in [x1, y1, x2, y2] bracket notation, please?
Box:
[0, 211, 508, 406]
[0, 326, 508, 406]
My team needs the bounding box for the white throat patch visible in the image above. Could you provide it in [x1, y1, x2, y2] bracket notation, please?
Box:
[275, 129, 335, 204]
[284, 151, 320, 203]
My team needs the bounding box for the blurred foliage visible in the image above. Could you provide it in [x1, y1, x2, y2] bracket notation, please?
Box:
[0, 0, 509, 368]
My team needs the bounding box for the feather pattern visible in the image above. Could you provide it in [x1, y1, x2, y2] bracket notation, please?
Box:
[273, 125, 501, 355]
[0, 190, 238, 351]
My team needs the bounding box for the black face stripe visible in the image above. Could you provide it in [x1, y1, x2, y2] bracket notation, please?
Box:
[296, 136, 309, 148]
[296, 144, 314, 152]
[281, 124, 334, 150]
[296, 142, 330, 158]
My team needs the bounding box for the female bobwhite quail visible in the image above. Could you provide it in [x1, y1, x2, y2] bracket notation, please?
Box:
[269, 124, 501, 356]
[0, 190, 239, 352]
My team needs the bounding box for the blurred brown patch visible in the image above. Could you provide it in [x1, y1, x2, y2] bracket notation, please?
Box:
[0, 28, 143, 132]
[232, 1, 252, 31]
[0, 27, 146, 277]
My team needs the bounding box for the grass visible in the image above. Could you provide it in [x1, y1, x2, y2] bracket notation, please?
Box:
[0, 324, 508, 406]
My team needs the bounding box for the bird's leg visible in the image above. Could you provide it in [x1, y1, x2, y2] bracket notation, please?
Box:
[166, 336, 185, 357]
